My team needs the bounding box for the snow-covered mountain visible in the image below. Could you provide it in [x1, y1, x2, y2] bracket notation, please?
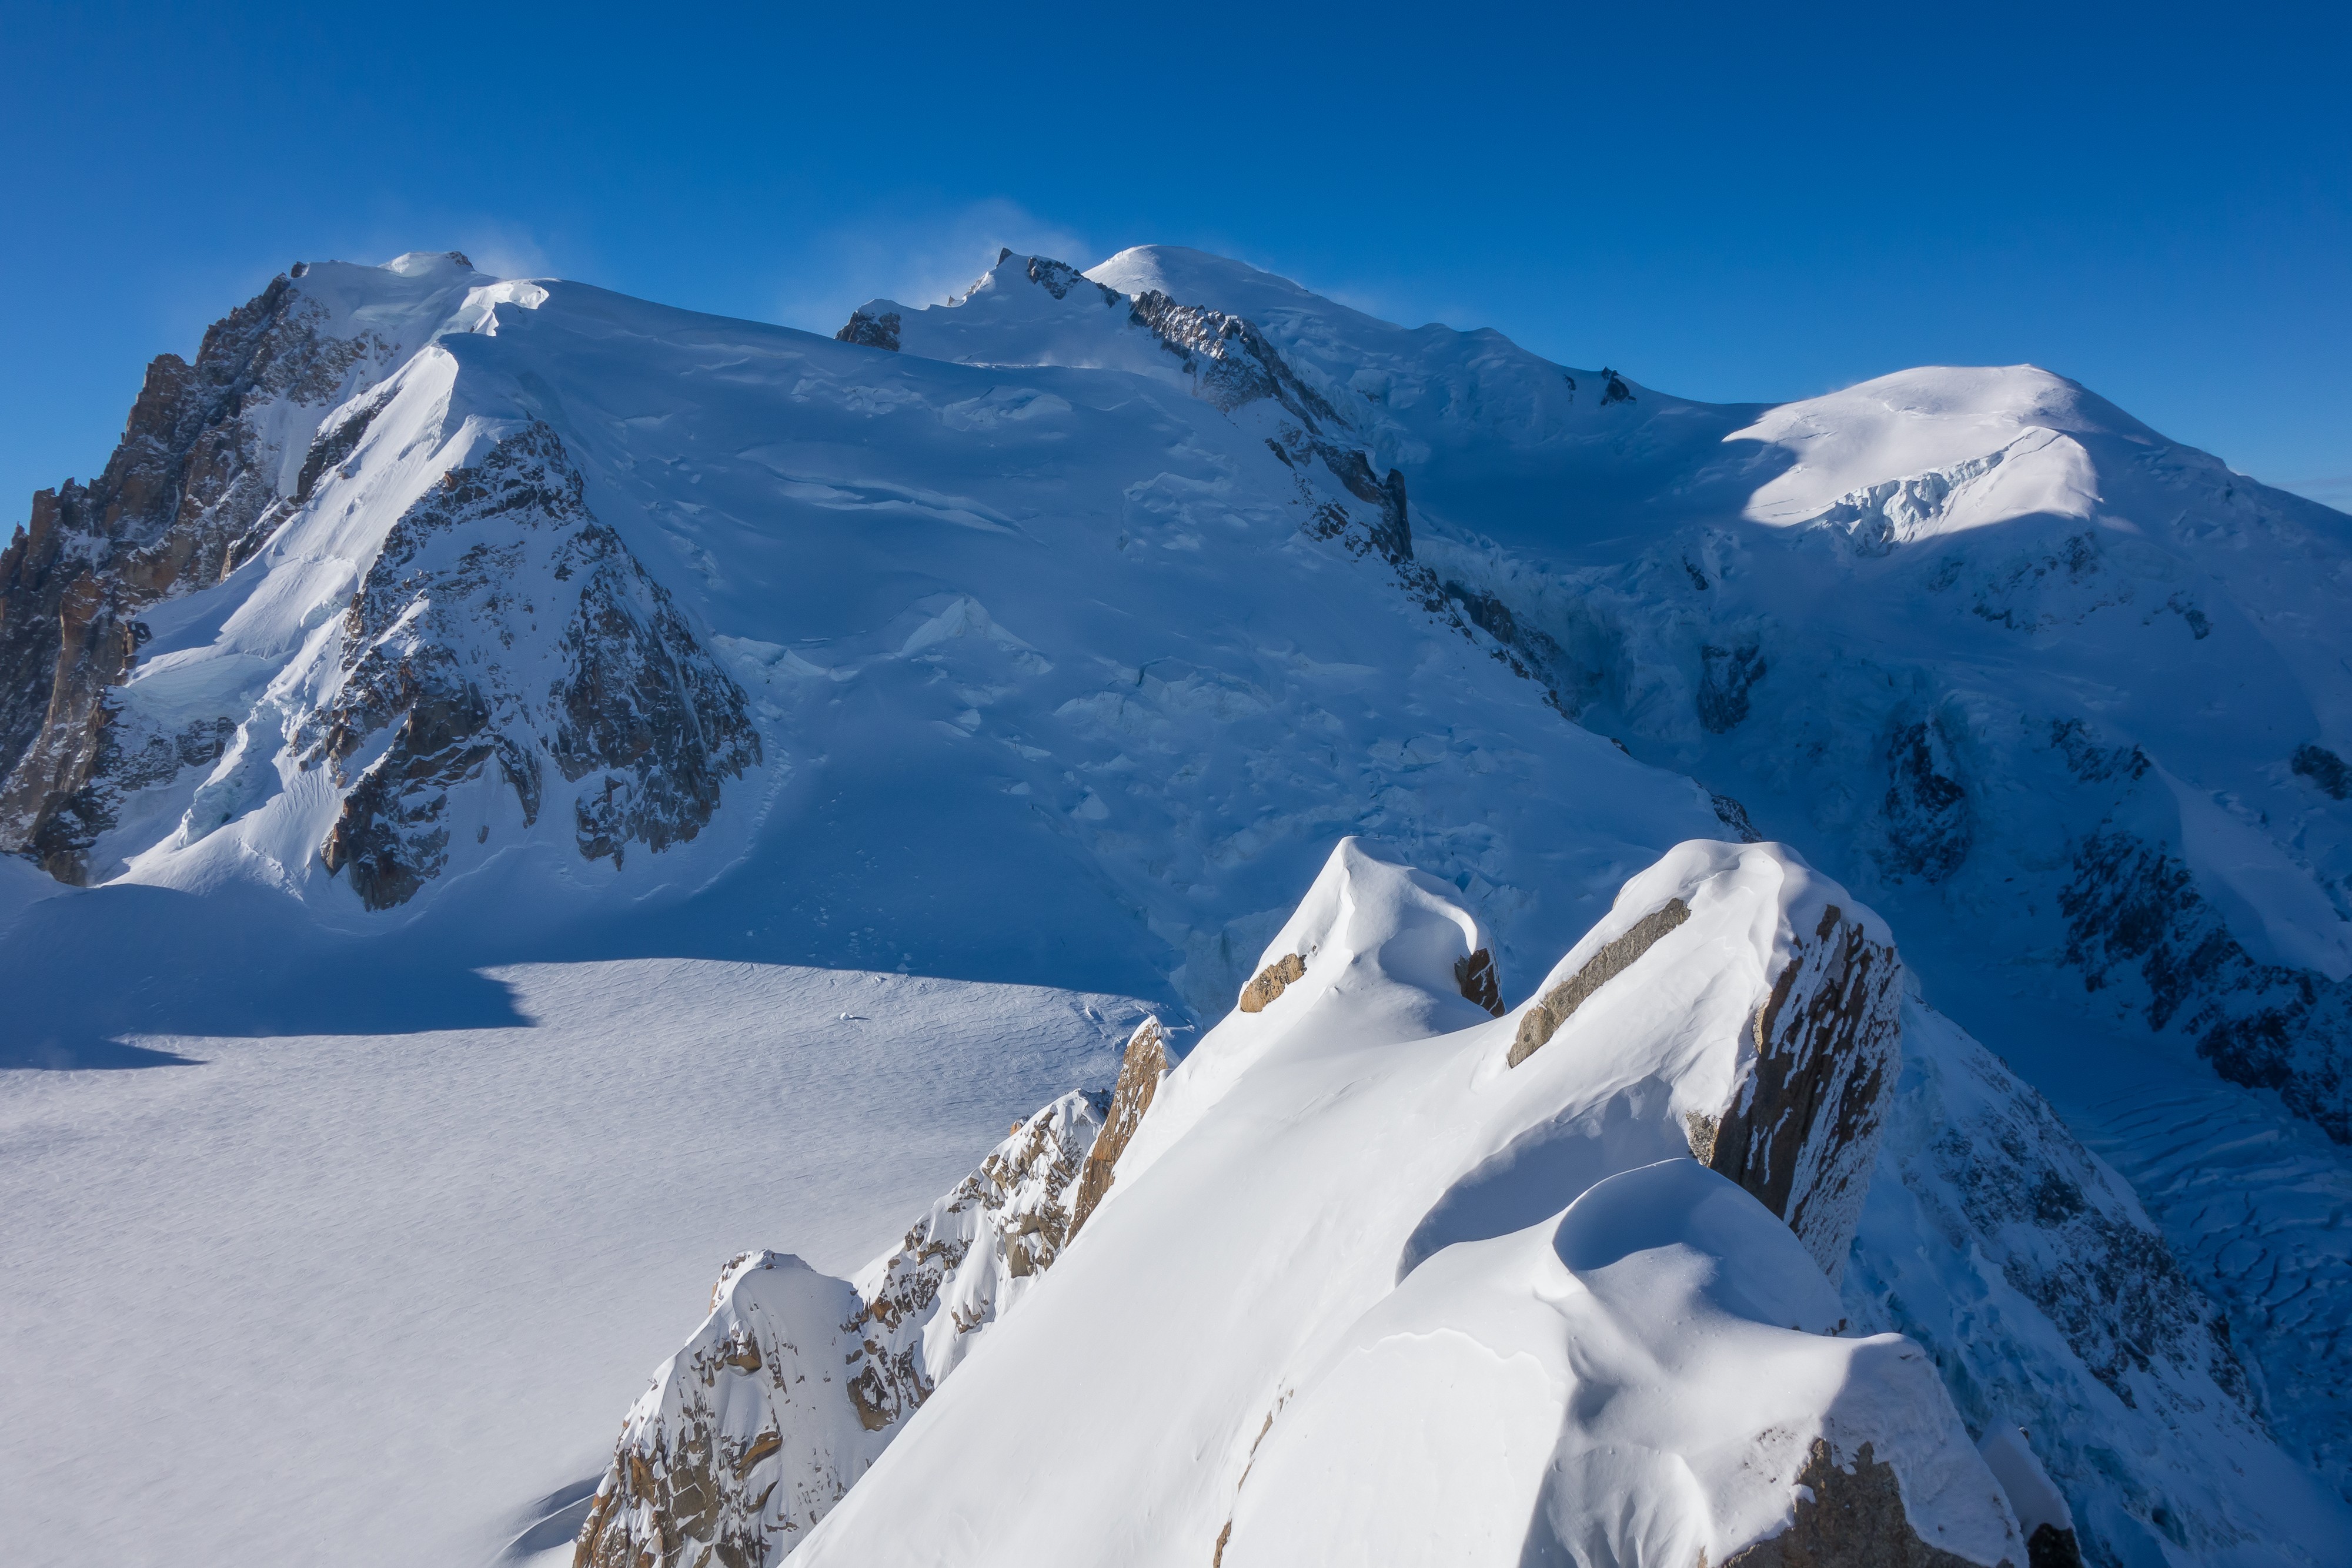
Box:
[4, 243, 2349, 1567]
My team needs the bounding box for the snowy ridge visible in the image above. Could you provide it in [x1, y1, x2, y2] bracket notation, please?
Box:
[787, 837, 2026, 1568]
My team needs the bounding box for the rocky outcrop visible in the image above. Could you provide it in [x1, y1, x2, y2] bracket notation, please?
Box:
[2062, 830, 2351, 1142]
[1845, 999, 2281, 1566]
[1454, 948, 1504, 1016]
[851, 1088, 1107, 1417]
[834, 309, 901, 351]
[1879, 718, 1972, 881]
[1976, 1428, 2082, 1568]
[579, 1089, 1109, 1567]
[1721, 1440, 2006, 1568]
[1067, 1019, 1169, 1239]
[1127, 289, 1344, 427]
[1698, 641, 1767, 733]
[0, 272, 395, 879]
[1694, 901, 1901, 1281]
[1013, 252, 1117, 305]
[573, 1251, 886, 1568]
[1116, 278, 1414, 569]
[1507, 898, 1690, 1066]
[1237, 951, 1307, 1014]
[2292, 743, 2351, 801]
[305, 422, 759, 908]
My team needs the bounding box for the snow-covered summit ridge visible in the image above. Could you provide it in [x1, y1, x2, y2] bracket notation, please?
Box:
[781, 837, 2007, 1568]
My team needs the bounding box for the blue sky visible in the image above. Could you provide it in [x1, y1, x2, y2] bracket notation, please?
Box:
[4, 0, 2346, 523]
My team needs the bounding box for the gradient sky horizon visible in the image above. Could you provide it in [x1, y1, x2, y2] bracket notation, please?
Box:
[4, 0, 2346, 526]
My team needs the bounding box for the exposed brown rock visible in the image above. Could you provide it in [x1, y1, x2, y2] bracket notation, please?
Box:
[574, 1251, 877, 1568]
[1700, 904, 1902, 1278]
[308, 422, 759, 908]
[0, 273, 392, 880]
[1722, 1439, 2009, 1568]
[1238, 952, 1307, 1014]
[579, 1094, 1110, 1568]
[1067, 1018, 1170, 1240]
[1454, 947, 1504, 1017]
[1508, 899, 1690, 1066]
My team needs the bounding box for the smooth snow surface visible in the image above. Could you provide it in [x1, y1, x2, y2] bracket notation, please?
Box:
[0, 961, 1147, 1567]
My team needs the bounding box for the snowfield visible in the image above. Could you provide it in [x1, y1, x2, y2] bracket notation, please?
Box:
[0, 959, 1147, 1566]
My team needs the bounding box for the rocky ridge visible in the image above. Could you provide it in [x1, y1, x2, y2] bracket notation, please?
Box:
[304, 421, 758, 908]
[1843, 996, 2343, 1563]
[0, 266, 416, 878]
[576, 1085, 1120, 1568]
[1, 258, 762, 907]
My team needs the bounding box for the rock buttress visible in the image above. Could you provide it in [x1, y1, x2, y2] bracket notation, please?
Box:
[577, 1092, 1110, 1568]
[0, 274, 388, 879]
[309, 422, 759, 908]
[1696, 904, 1902, 1281]
[1721, 1440, 2012, 1568]
[1067, 1018, 1170, 1239]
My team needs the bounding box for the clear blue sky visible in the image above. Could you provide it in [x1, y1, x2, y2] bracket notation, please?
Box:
[4, 0, 2346, 526]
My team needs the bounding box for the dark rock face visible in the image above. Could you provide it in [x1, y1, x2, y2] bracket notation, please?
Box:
[2293, 743, 2352, 801]
[1127, 289, 1343, 426]
[2062, 830, 2351, 1142]
[1454, 948, 1504, 1016]
[1879, 718, 1971, 881]
[834, 309, 901, 351]
[1712, 793, 1765, 842]
[1018, 253, 1117, 304]
[1697, 641, 1767, 733]
[2025, 1522, 2083, 1568]
[1720, 1440, 2005, 1568]
[1508, 899, 1690, 1067]
[1926, 1037, 2250, 1414]
[1114, 279, 1418, 570]
[307, 422, 760, 908]
[1700, 904, 1902, 1279]
[0, 273, 390, 879]
[1237, 951, 1308, 1015]
[1068, 1018, 1171, 1239]
[1598, 367, 1636, 406]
